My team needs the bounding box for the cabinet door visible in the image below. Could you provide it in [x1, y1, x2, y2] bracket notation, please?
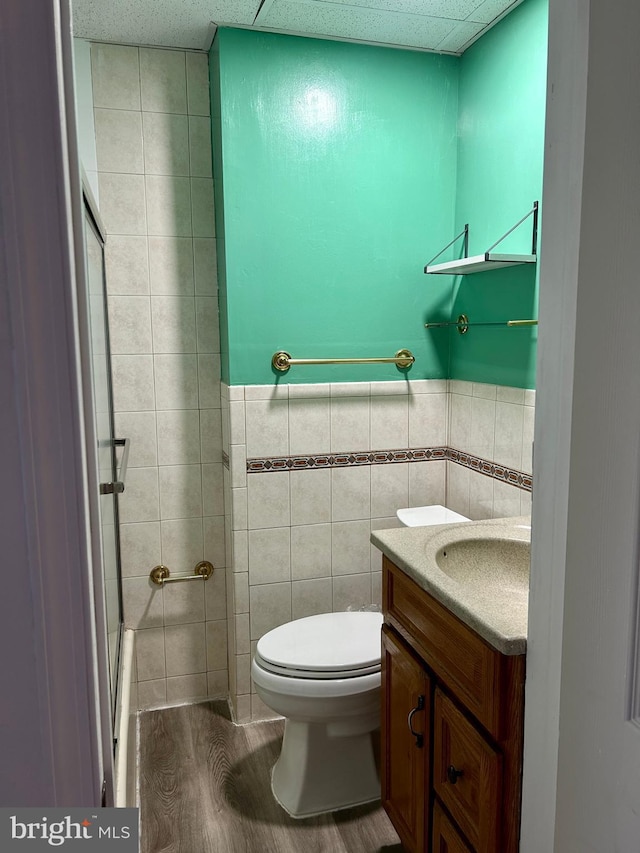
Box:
[381, 626, 430, 853]
[432, 801, 473, 853]
[433, 689, 502, 852]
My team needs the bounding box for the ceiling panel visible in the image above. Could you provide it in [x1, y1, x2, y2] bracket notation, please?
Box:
[302, 0, 485, 20]
[72, 0, 523, 53]
[256, 0, 459, 51]
[73, 0, 262, 48]
[466, 0, 521, 24]
[436, 19, 486, 51]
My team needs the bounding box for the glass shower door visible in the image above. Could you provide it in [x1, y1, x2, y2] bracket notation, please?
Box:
[84, 205, 124, 726]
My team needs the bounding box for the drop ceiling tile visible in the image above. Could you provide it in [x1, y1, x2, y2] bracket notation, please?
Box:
[436, 20, 485, 52]
[73, 0, 262, 48]
[301, 0, 482, 20]
[257, 0, 457, 50]
[467, 0, 521, 25]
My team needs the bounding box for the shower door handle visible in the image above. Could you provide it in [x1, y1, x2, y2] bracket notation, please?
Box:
[100, 481, 125, 495]
[99, 437, 129, 495]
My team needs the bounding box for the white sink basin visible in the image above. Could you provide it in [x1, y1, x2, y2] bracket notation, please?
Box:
[435, 536, 530, 594]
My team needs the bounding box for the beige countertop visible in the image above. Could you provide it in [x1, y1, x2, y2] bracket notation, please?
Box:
[371, 516, 531, 655]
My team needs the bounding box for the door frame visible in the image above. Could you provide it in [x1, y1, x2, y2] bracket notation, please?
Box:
[0, 0, 111, 805]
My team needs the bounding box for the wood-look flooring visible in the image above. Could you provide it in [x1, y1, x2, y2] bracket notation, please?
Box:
[140, 700, 403, 853]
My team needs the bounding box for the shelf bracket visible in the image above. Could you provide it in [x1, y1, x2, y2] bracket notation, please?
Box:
[423, 224, 468, 273]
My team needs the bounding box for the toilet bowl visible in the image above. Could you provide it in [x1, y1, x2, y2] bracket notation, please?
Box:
[251, 610, 383, 818]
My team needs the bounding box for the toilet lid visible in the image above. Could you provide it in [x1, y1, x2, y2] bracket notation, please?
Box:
[256, 611, 383, 678]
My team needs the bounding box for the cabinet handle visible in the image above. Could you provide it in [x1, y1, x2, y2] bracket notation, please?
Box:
[407, 695, 425, 748]
[446, 764, 464, 785]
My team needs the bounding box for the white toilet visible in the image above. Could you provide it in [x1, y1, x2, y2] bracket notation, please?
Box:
[251, 610, 383, 818]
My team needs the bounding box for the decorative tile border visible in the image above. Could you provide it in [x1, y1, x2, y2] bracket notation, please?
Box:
[244, 446, 532, 492]
[448, 447, 532, 492]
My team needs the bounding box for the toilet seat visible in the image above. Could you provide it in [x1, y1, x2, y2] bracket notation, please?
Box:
[255, 611, 383, 680]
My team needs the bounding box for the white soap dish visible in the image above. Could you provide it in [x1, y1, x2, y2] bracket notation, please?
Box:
[396, 504, 470, 527]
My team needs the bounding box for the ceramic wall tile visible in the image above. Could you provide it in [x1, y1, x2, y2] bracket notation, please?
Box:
[198, 354, 221, 409]
[154, 354, 199, 410]
[188, 116, 213, 178]
[193, 239, 218, 296]
[135, 627, 166, 682]
[330, 396, 370, 452]
[331, 466, 371, 522]
[448, 392, 471, 448]
[289, 398, 330, 455]
[494, 401, 525, 469]
[370, 395, 408, 449]
[157, 409, 201, 465]
[408, 460, 446, 508]
[119, 521, 161, 578]
[142, 112, 189, 176]
[249, 583, 292, 640]
[148, 236, 194, 295]
[200, 408, 222, 463]
[446, 461, 470, 518]
[151, 296, 196, 354]
[468, 396, 496, 459]
[95, 109, 144, 174]
[290, 523, 331, 580]
[332, 573, 371, 612]
[248, 527, 291, 585]
[206, 620, 228, 671]
[292, 578, 332, 620]
[245, 400, 289, 458]
[91, 44, 141, 111]
[290, 468, 331, 526]
[105, 236, 149, 296]
[108, 296, 152, 355]
[98, 173, 147, 236]
[164, 622, 206, 677]
[163, 576, 205, 626]
[114, 411, 157, 468]
[137, 679, 167, 711]
[288, 384, 331, 398]
[158, 464, 202, 519]
[139, 48, 187, 114]
[370, 462, 409, 519]
[331, 520, 371, 576]
[408, 392, 447, 447]
[166, 674, 208, 705]
[195, 297, 220, 353]
[121, 577, 163, 629]
[160, 517, 204, 576]
[202, 463, 224, 516]
[118, 466, 159, 523]
[191, 178, 215, 238]
[145, 175, 192, 238]
[186, 53, 210, 117]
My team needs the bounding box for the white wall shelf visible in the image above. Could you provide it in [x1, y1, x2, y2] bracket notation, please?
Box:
[424, 201, 538, 276]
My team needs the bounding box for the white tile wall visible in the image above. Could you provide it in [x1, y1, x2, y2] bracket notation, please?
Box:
[91, 44, 225, 712]
[220, 378, 534, 722]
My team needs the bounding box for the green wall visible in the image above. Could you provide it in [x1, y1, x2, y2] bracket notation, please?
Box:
[211, 28, 459, 385]
[211, 1, 548, 388]
[447, 0, 548, 388]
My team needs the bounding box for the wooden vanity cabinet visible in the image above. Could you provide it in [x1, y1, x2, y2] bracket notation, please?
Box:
[381, 556, 526, 853]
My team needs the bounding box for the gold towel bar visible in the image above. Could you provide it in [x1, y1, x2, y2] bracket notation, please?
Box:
[150, 561, 214, 586]
[272, 349, 415, 372]
[424, 314, 538, 335]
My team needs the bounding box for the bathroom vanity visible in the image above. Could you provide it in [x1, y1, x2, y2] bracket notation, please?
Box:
[371, 519, 530, 853]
